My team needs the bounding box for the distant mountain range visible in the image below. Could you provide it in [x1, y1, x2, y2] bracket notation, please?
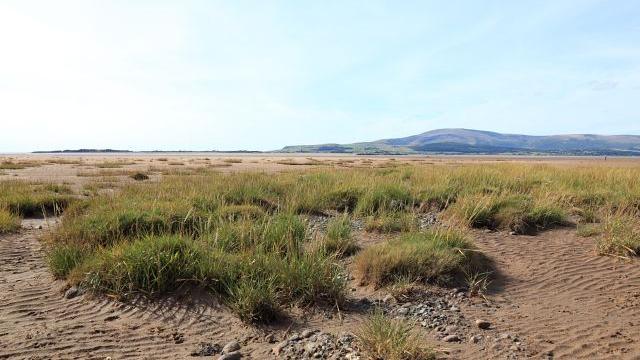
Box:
[280, 129, 640, 155]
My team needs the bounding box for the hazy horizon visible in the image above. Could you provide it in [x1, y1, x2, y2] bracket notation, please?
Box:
[1, 1, 639, 152]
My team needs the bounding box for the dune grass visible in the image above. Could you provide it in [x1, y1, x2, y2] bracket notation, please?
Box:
[0, 181, 73, 218]
[364, 212, 418, 233]
[319, 215, 359, 257]
[357, 311, 434, 360]
[0, 208, 21, 233]
[42, 163, 640, 322]
[354, 228, 477, 287]
[598, 211, 640, 257]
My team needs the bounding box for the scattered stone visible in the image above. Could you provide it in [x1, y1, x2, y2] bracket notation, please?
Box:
[271, 341, 288, 356]
[301, 329, 315, 338]
[64, 287, 79, 299]
[470, 335, 482, 344]
[275, 331, 360, 359]
[443, 334, 461, 343]
[264, 333, 276, 343]
[222, 341, 240, 354]
[191, 342, 221, 357]
[104, 315, 119, 322]
[217, 351, 241, 360]
[444, 325, 458, 335]
[475, 319, 491, 330]
[172, 332, 185, 344]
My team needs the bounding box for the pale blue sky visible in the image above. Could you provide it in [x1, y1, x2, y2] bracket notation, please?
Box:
[1, 0, 639, 151]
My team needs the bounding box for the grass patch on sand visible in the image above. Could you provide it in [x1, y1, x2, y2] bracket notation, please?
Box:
[364, 212, 417, 233]
[0, 181, 73, 217]
[318, 215, 359, 257]
[598, 211, 640, 257]
[44, 163, 640, 322]
[354, 228, 476, 288]
[0, 208, 21, 233]
[357, 311, 434, 360]
[446, 194, 567, 234]
[95, 160, 135, 168]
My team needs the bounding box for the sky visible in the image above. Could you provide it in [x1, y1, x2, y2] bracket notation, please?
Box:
[1, 0, 639, 152]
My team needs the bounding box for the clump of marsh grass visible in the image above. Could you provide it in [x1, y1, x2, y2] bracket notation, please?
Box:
[364, 212, 417, 233]
[355, 185, 413, 216]
[354, 228, 476, 287]
[319, 215, 359, 257]
[0, 181, 73, 218]
[447, 194, 566, 234]
[47, 243, 89, 278]
[0, 208, 20, 233]
[598, 211, 640, 257]
[357, 310, 434, 360]
[576, 223, 602, 238]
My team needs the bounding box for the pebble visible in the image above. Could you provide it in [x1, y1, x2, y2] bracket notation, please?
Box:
[470, 335, 482, 344]
[264, 333, 276, 343]
[443, 334, 461, 342]
[217, 351, 241, 360]
[271, 341, 288, 356]
[222, 341, 240, 354]
[191, 342, 221, 357]
[475, 319, 491, 330]
[64, 287, 79, 299]
[301, 329, 315, 338]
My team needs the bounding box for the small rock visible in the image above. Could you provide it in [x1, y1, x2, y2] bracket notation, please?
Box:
[475, 319, 491, 330]
[443, 334, 460, 343]
[104, 315, 119, 322]
[396, 307, 409, 315]
[64, 287, 79, 299]
[191, 342, 221, 357]
[264, 333, 276, 343]
[469, 335, 482, 344]
[449, 306, 460, 312]
[509, 344, 521, 352]
[222, 341, 240, 354]
[444, 325, 458, 335]
[301, 329, 315, 338]
[288, 334, 301, 342]
[305, 342, 318, 353]
[272, 341, 288, 356]
[217, 351, 241, 360]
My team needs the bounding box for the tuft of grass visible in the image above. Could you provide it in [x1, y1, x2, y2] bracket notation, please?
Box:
[0, 181, 73, 217]
[576, 223, 602, 238]
[0, 208, 21, 233]
[226, 278, 280, 323]
[320, 215, 359, 257]
[598, 212, 640, 257]
[325, 188, 362, 213]
[357, 311, 434, 360]
[95, 161, 134, 168]
[356, 185, 413, 216]
[47, 243, 89, 278]
[364, 213, 417, 233]
[354, 228, 477, 287]
[447, 194, 566, 233]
